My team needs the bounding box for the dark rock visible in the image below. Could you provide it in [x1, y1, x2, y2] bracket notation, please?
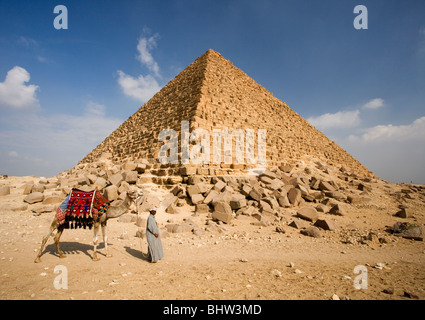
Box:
[314, 219, 339, 231]
[392, 222, 423, 241]
[296, 207, 319, 223]
[300, 226, 322, 238]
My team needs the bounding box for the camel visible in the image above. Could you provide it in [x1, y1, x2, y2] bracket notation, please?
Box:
[34, 189, 143, 263]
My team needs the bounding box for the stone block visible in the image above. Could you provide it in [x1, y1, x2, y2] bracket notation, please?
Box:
[0, 186, 10, 196]
[123, 171, 138, 184]
[297, 207, 319, 223]
[203, 189, 219, 204]
[392, 222, 423, 241]
[395, 207, 413, 218]
[212, 201, 233, 224]
[319, 181, 335, 192]
[24, 192, 44, 204]
[214, 180, 227, 192]
[93, 177, 107, 189]
[329, 204, 346, 216]
[314, 219, 339, 231]
[287, 188, 302, 206]
[191, 193, 205, 205]
[104, 185, 119, 201]
[109, 173, 123, 187]
[196, 203, 210, 213]
[42, 195, 64, 205]
[187, 185, 201, 197]
[300, 226, 322, 238]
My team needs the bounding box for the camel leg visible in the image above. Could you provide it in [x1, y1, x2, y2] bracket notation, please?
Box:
[54, 225, 66, 259]
[101, 223, 112, 258]
[92, 222, 100, 261]
[34, 219, 58, 263]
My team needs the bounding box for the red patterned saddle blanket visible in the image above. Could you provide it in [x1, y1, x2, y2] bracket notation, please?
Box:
[56, 189, 110, 229]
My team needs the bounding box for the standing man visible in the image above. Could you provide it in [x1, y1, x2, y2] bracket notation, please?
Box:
[146, 207, 163, 263]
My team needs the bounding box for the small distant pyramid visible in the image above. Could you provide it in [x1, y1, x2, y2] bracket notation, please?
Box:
[79, 49, 373, 177]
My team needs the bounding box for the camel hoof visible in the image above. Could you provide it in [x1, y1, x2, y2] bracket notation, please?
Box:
[34, 257, 41, 263]
[106, 253, 112, 258]
[59, 255, 67, 259]
[93, 255, 100, 261]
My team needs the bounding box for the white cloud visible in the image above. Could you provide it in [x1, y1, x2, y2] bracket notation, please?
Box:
[137, 34, 160, 77]
[0, 66, 39, 109]
[307, 110, 360, 130]
[0, 101, 123, 176]
[357, 116, 425, 142]
[117, 70, 161, 103]
[117, 30, 163, 104]
[361, 98, 385, 110]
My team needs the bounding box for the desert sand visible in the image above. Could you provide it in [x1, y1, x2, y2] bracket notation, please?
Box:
[0, 168, 424, 301]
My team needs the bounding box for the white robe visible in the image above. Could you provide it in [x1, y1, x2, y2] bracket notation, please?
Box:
[146, 213, 163, 262]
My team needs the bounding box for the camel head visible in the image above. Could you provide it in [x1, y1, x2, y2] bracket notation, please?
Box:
[126, 190, 144, 202]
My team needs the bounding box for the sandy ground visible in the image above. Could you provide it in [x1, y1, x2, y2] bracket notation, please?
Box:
[0, 176, 425, 301]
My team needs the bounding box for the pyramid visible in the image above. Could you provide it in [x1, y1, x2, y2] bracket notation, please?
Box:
[79, 49, 374, 178]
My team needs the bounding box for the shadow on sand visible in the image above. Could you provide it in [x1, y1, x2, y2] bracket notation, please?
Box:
[42, 241, 108, 259]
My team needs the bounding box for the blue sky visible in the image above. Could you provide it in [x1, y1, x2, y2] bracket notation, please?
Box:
[0, 0, 424, 183]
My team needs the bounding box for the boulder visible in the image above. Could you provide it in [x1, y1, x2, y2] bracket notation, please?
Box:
[24, 192, 44, 204]
[212, 201, 233, 224]
[187, 185, 201, 197]
[123, 171, 138, 184]
[287, 188, 302, 206]
[249, 188, 262, 201]
[23, 183, 33, 195]
[123, 162, 137, 171]
[42, 195, 64, 205]
[319, 181, 335, 192]
[314, 219, 339, 231]
[324, 191, 347, 201]
[392, 222, 423, 241]
[241, 184, 252, 197]
[348, 195, 371, 204]
[0, 186, 10, 196]
[259, 200, 274, 214]
[211, 190, 233, 204]
[395, 207, 414, 219]
[162, 194, 178, 209]
[195, 203, 210, 213]
[191, 193, 205, 205]
[104, 185, 119, 201]
[289, 219, 310, 229]
[165, 203, 177, 214]
[171, 185, 186, 198]
[109, 173, 123, 187]
[93, 177, 107, 189]
[297, 207, 319, 223]
[329, 204, 347, 216]
[214, 180, 226, 192]
[315, 204, 329, 213]
[300, 226, 322, 238]
[32, 184, 45, 193]
[203, 189, 219, 204]
[263, 196, 280, 210]
[278, 195, 291, 208]
[230, 198, 247, 210]
[238, 205, 257, 216]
